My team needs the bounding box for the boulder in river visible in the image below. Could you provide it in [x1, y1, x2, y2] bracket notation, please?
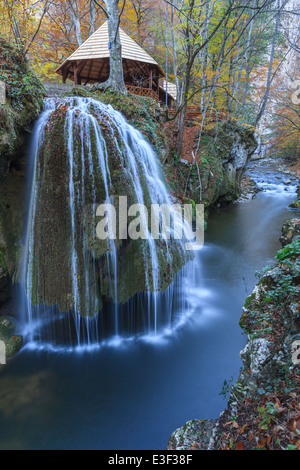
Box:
[0, 316, 23, 357]
[280, 218, 300, 245]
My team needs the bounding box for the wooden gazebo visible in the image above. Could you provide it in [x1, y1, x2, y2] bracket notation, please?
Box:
[55, 21, 175, 105]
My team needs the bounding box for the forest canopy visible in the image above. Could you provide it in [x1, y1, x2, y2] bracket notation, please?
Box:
[0, 0, 299, 157]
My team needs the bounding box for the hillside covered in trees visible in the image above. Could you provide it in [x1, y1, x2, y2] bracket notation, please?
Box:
[0, 0, 299, 162]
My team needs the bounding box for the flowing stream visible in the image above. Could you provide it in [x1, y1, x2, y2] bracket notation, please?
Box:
[0, 106, 299, 449]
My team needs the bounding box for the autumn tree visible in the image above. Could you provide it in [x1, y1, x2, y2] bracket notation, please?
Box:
[122, 0, 154, 45]
[0, 0, 51, 56]
[92, 0, 127, 93]
[161, 0, 291, 155]
[270, 87, 300, 159]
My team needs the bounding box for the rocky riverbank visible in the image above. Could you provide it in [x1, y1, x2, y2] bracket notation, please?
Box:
[250, 156, 300, 177]
[238, 155, 300, 203]
[167, 218, 300, 451]
[237, 173, 259, 202]
[0, 316, 22, 361]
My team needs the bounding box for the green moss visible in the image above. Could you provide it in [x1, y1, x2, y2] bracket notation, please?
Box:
[0, 317, 22, 356]
[239, 237, 300, 338]
[0, 245, 6, 269]
[4, 335, 23, 357]
[25, 93, 186, 316]
[244, 292, 256, 309]
[289, 199, 300, 208]
[165, 121, 255, 209]
[0, 37, 44, 177]
[0, 38, 44, 296]
[65, 88, 168, 162]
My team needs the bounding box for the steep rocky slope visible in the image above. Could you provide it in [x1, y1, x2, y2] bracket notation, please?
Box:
[0, 38, 44, 307]
[165, 120, 257, 214]
[0, 38, 44, 177]
[167, 218, 300, 451]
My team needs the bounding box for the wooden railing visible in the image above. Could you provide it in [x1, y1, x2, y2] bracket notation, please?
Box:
[167, 106, 201, 119]
[126, 85, 159, 102]
[166, 106, 227, 121]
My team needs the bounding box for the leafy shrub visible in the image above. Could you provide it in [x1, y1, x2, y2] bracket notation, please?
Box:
[276, 239, 300, 261]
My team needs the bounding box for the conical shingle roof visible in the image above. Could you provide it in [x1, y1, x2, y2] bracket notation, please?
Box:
[69, 21, 160, 66]
[55, 21, 164, 79]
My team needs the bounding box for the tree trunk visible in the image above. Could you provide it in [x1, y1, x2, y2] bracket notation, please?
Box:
[93, 0, 127, 93]
[176, 61, 192, 156]
[170, 5, 180, 109]
[230, 15, 254, 114]
[200, 0, 213, 113]
[68, 0, 83, 46]
[255, 0, 281, 126]
[88, 0, 97, 37]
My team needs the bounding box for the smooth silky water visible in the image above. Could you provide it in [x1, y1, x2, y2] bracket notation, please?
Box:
[0, 101, 299, 449]
[20, 98, 193, 348]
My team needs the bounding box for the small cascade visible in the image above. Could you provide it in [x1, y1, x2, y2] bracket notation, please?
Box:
[20, 97, 195, 349]
[247, 164, 299, 195]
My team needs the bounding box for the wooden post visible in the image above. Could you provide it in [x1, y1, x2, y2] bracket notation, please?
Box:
[76, 60, 87, 86]
[156, 77, 161, 102]
[62, 63, 72, 84]
[98, 61, 106, 82]
[62, 67, 68, 84]
[73, 62, 78, 85]
[149, 68, 153, 89]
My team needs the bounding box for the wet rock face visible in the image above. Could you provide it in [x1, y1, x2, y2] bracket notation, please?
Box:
[0, 316, 22, 357]
[167, 121, 257, 211]
[166, 419, 216, 450]
[237, 218, 300, 394]
[0, 271, 10, 306]
[25, 97, 189, 317]
[225, 127, 257, 184]
[289, 184, 300, 209]
[280, 218, 300, 246]
[0, 245, 10, 305]
[240, 338, 274, 384]
[0, 38, 44, 307]
[0, 38, 44, 179]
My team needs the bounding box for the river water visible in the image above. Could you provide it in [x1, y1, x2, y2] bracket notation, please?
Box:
[0, 163, 299, 450]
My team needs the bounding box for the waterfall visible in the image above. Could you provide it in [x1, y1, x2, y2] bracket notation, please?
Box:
[20, 96, 195, 349]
